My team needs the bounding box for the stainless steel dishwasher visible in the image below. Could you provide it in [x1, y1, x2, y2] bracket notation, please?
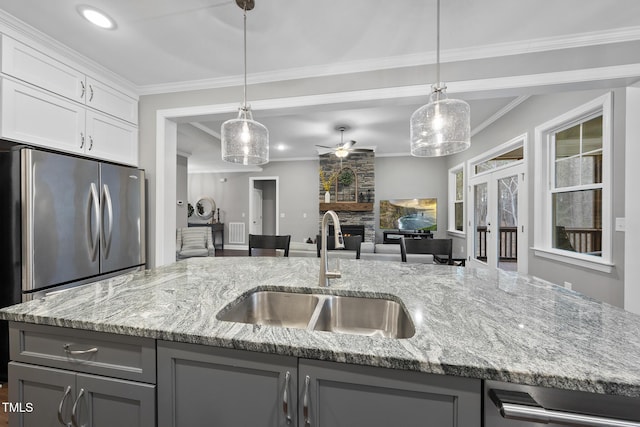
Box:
[484, 380, 640, 426]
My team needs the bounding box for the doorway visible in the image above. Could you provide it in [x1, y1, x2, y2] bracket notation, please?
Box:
[467, 136, 528, 273]
[249, 177, 279, 236]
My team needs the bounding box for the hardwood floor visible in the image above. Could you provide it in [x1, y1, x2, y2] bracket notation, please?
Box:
[0, 383, 8, 425]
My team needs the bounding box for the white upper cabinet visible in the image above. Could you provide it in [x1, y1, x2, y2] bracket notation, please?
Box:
[0, 34, 138, 125]
[0, 33, 139, 165]
[0, 34, 85, 102]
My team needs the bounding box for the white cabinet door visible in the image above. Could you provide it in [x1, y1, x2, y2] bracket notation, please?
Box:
[1, 34, 84, 102]
[86, 77, 138, 124]
[1, 78, 85, 154]
[86, 110, 138, 165]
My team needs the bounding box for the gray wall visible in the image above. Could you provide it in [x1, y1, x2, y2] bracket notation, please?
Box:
[186, 156, 450, 246]
[446, 87, 626, 306]
[176, 155, 188, 228]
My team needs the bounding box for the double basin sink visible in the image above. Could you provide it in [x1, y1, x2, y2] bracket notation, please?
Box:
[217, 289, 415, 339]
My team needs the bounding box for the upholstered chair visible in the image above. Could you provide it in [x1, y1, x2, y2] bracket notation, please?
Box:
[176, 227, 215, 259]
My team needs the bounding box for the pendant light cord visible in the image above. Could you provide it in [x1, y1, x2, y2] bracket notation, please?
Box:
[243, 2, 248, 110]
[436, 0, 440, 87]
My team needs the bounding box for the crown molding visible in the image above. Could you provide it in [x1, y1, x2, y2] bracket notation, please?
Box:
[471, 96, 530, 137]
[0, 9, 138, 95]
[138, 25, 640, 96]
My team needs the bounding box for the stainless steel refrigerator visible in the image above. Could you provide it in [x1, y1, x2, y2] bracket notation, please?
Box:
[0, 145, 146, 380]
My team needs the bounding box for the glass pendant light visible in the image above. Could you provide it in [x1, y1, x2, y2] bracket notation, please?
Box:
[221, 0, 269, 165]
[410, 0, 470, 157]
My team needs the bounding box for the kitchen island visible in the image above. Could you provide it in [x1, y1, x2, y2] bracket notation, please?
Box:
[1, 257, 640, 426]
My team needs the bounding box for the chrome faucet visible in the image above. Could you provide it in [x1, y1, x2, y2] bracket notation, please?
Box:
[319, 210, 345, 287]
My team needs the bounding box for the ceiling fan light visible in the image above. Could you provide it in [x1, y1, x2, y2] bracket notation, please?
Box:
[334, 148, 349, 158]
[221, 107, 269, 165]
[410, 89, 470, 157]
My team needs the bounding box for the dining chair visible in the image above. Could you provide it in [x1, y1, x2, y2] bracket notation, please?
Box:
[248, 234, 292, 257]
[400, 237, 453, 264]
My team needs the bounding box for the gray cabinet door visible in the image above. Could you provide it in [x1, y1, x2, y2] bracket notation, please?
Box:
[75, 373, 156, 427]
[299, 359, 481, 427]
[9, 362, 156, 427]
[158, 340, 298, 427]
[8, 361, 76, 427]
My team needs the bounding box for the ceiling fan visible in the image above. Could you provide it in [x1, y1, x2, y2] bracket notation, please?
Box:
[316, 126, 373, 158]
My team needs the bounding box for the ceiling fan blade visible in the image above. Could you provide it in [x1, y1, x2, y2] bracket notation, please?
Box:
[342, 140, 356, 149]
[315, 145, 335, 149]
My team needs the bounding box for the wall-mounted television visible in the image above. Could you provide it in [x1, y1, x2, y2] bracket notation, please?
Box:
[379, 198, 437, 231]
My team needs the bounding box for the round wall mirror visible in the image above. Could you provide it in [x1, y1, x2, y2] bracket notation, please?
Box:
[195, 196, 216, 220]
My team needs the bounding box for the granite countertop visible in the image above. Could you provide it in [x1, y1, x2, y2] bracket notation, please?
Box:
[2, 257, 640, 397]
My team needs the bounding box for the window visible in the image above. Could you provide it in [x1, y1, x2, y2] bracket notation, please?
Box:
[448, 164, 464, 233]
[534, 93, 612, 272]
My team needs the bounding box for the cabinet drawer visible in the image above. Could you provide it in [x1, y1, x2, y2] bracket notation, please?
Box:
[9, 322, 156, 384]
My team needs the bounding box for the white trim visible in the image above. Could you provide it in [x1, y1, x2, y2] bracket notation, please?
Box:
[137, 25, 640, 95]
[533, 93, 613, 267]
[468, 133, 527, 179]
[533, 248, 613, 273]
[471, 96, 530, 137]
[625, 86, 640, 314]
[448, 163, 465, 233]
[249, 176, 281, 236]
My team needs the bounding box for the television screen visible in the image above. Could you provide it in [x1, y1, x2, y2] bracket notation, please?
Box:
[379, 198, 437, 231]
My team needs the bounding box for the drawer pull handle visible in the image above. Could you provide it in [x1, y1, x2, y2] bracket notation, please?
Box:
[80, 81, 85, 99]
[71, 388, 85, 427]
[303, 375, 311, 427]
[57, 385, 72, 426]
[64, 344, 98, 355]
[283, 371, 291, 424]
[490, 389, 640, 427]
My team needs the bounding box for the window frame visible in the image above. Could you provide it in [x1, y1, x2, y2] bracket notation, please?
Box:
[533, 93, 613, 272]
[448, 163, 465, 235]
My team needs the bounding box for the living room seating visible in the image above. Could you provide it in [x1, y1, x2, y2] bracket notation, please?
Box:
[400, 237, 453, 264]
[316, 235, 362, 259]
[176, 227, 215, 260]
[248, 234, 292, 257]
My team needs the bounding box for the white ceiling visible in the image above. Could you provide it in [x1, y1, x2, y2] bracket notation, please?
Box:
[1, 0, 640, 172]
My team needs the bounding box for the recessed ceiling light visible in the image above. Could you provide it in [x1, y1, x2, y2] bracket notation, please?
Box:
[77, 5, 117, 30]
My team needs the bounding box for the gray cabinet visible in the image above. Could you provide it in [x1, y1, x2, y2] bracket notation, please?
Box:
[9, 362, 155, 427]
[158, 340, 298, 427]
[299, 359, 481, 427]
[157, 340, 481, 427]
[7, 322, 156, 427]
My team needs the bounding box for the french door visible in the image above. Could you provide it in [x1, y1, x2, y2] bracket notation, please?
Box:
[468, 164, 527, 273]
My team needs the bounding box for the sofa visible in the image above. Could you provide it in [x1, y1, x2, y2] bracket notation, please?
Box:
[284, 241, 433, 263]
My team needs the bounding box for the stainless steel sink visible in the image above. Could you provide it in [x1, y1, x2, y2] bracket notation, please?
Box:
[313, 295, 415, 339]
[217, 289, 415, 339]
[216, 291, 320, 329]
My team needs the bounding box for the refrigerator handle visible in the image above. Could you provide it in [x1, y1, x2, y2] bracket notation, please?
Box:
[87, 183, 100, 261]
[101, 184, 114, 258]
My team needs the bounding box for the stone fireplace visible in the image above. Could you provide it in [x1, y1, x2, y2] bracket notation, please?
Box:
[318, 151, 375, 242]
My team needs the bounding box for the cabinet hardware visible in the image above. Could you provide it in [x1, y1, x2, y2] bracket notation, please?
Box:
[80, 81, 85, 99]
[283, 371, 291, 424]
[490, 389, 640, 427]
[71, 388, 85, 427]
[303, 375, 311, 427]
[57, 385, 72, 426]
[89, 136, 94, 151]
[80, 132, 85, 149]
[63, 343, 98, 355]
[89, 85, 94, 102]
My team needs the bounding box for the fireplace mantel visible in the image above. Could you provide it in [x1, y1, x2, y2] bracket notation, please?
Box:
[319, 202, 373, 212]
